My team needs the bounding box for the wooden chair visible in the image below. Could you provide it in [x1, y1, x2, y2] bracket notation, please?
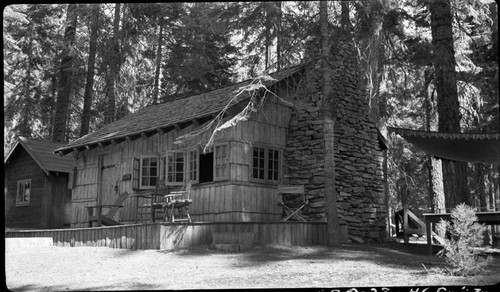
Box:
[277, 185, 308, 222]
[165, 181, 192, 223]
[137, 179, 169, 223]
[86, 192, 129, 227]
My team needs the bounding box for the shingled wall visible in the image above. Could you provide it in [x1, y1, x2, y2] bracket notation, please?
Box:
[283, 36, 387, 241]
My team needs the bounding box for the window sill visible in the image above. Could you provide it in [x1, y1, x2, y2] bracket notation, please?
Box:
[249, 178, 280, 185]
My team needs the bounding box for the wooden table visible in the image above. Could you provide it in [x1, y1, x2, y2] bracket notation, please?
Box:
[422, 211, 500, 256]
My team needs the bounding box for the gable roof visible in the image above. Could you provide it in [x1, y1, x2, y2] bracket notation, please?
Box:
[5, 137, 75, 175]
[55, 63, 307, 155]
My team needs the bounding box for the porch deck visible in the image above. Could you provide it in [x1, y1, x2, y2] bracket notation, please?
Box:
[5, 221, 327, 250]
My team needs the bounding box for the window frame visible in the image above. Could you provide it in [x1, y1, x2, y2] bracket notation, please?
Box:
[251, 146, 282, 183]
[139, 155, 161, 190]
[187, 148, 200, 184]
[165, 150, 186, 186]
[213, 142, 229, 181]
[267, 148, 281, 181]
[16, 179, 31, 206]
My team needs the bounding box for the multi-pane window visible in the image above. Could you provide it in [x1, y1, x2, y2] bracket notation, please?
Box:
[16, 179, 31, 206]
[188, 148, 199, 183]
[214, 143, 229, 180]
[166, 151, 185, 185]
[268, 149, 280, 181]
[133, 144, 229, 189]
[140, 156, 159, 189]
[253, 147, 266, 180]
[252, 147, 281, 182]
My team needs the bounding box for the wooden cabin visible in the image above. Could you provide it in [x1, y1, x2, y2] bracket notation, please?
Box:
[4, 137, 74, 229]
[55, 38, 388, 241]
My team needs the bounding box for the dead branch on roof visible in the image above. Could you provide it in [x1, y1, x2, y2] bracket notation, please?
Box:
[175, 73, 294, 153]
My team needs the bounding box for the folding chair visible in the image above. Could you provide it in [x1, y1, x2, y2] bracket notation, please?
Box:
[86, 192, 129, 227]
[277, 185, 308, 222]
[165, 181, 192, 223]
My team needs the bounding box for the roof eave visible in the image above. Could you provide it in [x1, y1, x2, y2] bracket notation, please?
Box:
[53, 109, 225, 155]
[4, 140, 21, 164]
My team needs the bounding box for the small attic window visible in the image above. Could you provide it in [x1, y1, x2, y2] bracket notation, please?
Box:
[16, 179, 31, 206]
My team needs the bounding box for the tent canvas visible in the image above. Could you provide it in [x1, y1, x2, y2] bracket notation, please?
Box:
[390, 128, 500, 165]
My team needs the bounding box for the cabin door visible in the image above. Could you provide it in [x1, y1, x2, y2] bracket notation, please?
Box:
[99, 152, 122, 215]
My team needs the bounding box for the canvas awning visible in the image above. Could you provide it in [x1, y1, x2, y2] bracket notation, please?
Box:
[389, 127, 500, 165]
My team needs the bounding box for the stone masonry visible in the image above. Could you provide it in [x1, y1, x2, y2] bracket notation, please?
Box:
[283, 35, 387, 241]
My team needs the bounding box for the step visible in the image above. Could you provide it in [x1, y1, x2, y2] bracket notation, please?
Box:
[212, 243, 252, 253]
[212, 232, 255, 245]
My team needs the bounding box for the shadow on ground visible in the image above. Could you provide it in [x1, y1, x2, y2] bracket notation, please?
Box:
[237, 242, 443, 268]
[162, 242, 445, 269]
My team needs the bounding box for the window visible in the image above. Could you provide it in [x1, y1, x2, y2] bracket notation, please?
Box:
[140, 156, 159, 189]
[166, 151, 185, 185]
[16, 179, 31, 206]
[252, 147, 281, 182]
[131, 143, 229, 189]
[188, 148, 199, 184]
[132, 158, 140, 190]
[199, 151, 214, 183]
[268, 149, 280, 181]
[214, 143, 229, 181]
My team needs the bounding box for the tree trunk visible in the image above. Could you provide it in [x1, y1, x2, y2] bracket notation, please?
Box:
[429, 0, 469, 209]
[475, 164, 486, 211]
[104, 3, 120, 125]
[152, 19, 164, 105]
[397, 179, 409, 208]
[341, 1, 350, 30]
[19, 36, 33, 137]
[494, 166, 500, 212]
[423, 68, 446, 219]
[52, 3, 78, 142]
[320, 0, 340, 247]
[276, 1, 282, 70]
[490, 3, 499, 124]
[80, 4, 99, 137]
[355, 1, 384, 122]
[383, 150, 391, 237]
[264, 4, 270, 70]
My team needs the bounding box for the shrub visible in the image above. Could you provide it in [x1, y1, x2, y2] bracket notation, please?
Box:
[436, 203, 490, 276]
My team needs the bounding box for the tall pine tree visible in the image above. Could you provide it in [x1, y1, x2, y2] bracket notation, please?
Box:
[52, 3, 78, 142]
[161, 3, 239, 101]
[429, 0, 470, 209]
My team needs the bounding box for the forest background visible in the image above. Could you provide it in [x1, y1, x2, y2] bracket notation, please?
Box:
[3, 1, 499, 225]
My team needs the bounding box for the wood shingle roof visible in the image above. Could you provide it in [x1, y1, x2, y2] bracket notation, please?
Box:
[5, 137, 75, 175]
[55, 64, 306, 155]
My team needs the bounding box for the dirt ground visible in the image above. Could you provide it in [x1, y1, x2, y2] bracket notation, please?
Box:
[5, 240, 500, 291]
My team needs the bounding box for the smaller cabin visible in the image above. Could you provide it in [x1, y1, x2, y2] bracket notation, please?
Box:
[4, 137, 75, 229]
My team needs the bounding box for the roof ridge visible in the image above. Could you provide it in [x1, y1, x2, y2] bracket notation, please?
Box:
[55, 61, 309, 154]
[155, 62, 309, 107]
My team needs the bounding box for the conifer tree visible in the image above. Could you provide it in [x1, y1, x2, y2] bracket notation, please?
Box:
[429, 0, 470, 208]
[161, 3, 239, 101]
[52, 3, 78, 142]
